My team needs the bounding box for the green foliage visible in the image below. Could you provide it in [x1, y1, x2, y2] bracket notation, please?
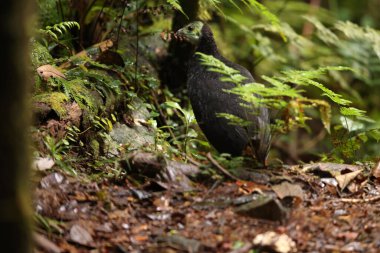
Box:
[30, 40, 54, 68]
[39, 21, 80, 41]
[242, 0, 286, 41]
[33, 92, 69, 117]
[196, 52, 247, 86]
[60, 79, 99, 113]
[166, 0, 188, 19]
[31, 0, 380, 168]
[196, 52, 374, 159]
[43, 134, 77, 175]
[163, 101, 197, 155]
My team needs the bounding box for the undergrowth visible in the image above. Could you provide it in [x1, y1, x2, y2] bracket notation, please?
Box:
[31, 0, 380, 176]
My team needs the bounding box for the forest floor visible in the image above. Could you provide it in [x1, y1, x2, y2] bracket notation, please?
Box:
[33, 156, 380, 253]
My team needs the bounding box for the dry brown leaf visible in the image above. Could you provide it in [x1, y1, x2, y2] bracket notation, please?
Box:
[37, 65, 66, 81]
[372, 160, 380, 178]
[302, 163, 363, 176]
[63, 102, 82, 126]
[272, 181, 304, 200]
[335, 169, 363, 190]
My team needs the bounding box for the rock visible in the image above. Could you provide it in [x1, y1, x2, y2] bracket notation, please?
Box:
[69, 224, 93, 246]
[110, 123, 154, 150]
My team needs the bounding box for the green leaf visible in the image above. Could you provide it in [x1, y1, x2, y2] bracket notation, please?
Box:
[340, 107, 367, 117]
[166, 0, 189, 19]
[242, 0, 286, 42]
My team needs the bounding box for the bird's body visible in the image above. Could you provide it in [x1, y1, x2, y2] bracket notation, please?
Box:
[177, 22, 271, 163]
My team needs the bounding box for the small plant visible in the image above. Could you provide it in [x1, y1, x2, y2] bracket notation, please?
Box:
[43, 134, 77, 175]
[163, 101, 197, 156]
[38, 21, 80, 42]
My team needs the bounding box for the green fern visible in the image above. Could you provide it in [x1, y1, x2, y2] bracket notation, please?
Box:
[39, 21, 80, 41]
[335, 21, 380, 60]
[60, 79, 99, 113]
[242, 0, 286, 41]
[196, 52, 365, 134]
[166, 0, 189, 19]
[196, 52, 248, 86]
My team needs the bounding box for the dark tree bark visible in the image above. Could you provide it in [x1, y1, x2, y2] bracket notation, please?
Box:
[159, 0, 199, 91]
[0, 0, 32, 252]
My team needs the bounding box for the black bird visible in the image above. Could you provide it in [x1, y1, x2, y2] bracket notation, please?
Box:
[176, 21, 271, 163]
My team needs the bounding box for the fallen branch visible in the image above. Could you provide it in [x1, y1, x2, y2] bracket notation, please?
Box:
[332, 195, 380, 203]
[206, 152, 240, 181]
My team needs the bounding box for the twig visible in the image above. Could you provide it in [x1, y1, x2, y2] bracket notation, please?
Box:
[116, 1, 128, 50]
[150, 91, 178, 146]
[331, 195, 380, 203]
[135, 0, 139, 88]
[92, 0, 109, 42]
[206, 152, 240, 181]
[34, 233, 61, 253]
[185, 155, 202, 167]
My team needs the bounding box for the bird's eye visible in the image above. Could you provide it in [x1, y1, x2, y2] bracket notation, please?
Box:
[188, 26, 194, 31]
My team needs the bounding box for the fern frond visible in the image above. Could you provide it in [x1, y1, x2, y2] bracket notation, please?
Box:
[340, 107, 367, 117]
[303, 15, 339, 45]
[279, 66, 353, 106]
[195, 52, 366, 133]
[39, 21, 80, 41]
[242, 0, 286, 41]
[61, 79, 99, 113]
[196, 52, 247, 85]
[166, 0, 189, 19]
[335, 21, 380, 59]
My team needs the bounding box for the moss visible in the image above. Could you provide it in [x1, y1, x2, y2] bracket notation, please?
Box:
[33, 92, 69, 118]
[30, 40, 53, 69]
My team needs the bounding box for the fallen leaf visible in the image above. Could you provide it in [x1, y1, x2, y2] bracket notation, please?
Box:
[372, 160, 380, 179]
[131, 224, 148, 234]
[335, 169, 363, 190]
[302, 163, 363, 176]
[272, 181, 304, 200]
[131, 235, 149, 244]
[253, 231, 296, 253]
[37, 65, 66, 81]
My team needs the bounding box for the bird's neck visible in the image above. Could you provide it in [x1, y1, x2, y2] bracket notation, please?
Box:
[195, 25, 221, 57]
[196, 36, 220, 56]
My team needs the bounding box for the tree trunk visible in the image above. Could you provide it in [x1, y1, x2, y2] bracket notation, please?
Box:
[0, 0, 32, 252]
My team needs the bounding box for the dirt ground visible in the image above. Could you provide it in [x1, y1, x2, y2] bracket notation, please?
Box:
[33, 159, 380, 253]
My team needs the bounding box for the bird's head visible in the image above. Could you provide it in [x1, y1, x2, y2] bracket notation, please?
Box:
[176, 21, 204, 45]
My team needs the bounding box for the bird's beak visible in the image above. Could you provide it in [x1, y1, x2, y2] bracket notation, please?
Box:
[175, 28, 187, 42]
[175, 28, 184, 37]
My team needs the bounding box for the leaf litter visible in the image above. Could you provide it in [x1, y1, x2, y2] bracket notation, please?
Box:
[33, 161, 380, 252]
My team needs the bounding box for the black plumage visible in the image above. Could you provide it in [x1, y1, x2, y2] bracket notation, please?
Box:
[180, 23, 271, 163]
